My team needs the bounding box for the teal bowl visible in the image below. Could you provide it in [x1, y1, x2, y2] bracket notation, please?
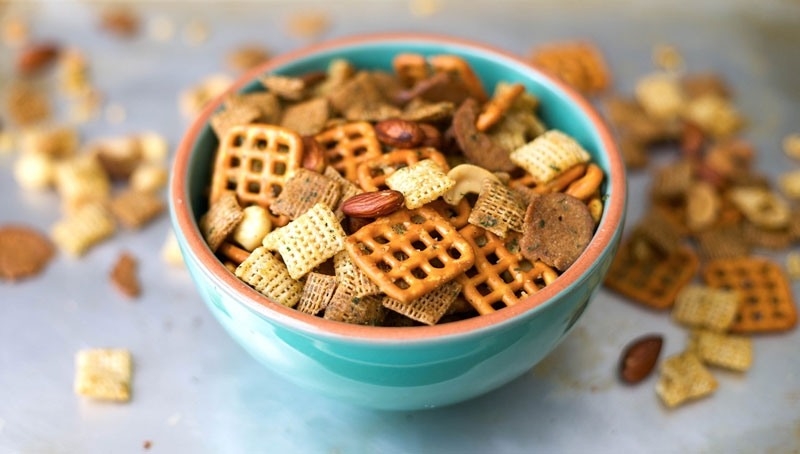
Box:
[169, 33, 626, 410]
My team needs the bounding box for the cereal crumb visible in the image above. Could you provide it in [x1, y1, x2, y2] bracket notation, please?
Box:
[74, 348, 132, 402]
[287, 12, 329, 39]
[182, 18, 210, 46]
[149, 15, 175, 42]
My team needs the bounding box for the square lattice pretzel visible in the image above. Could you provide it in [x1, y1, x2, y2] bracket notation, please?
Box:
[345, 206, 475, 303]
[210, 123, 303, 225]
[457, 224, 557, 315]
[314, 121, 382, 183]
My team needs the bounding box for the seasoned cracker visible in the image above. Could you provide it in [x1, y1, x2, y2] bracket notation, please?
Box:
[695, 224, 750, 262]
[672, 285, 739, 332]
[382, 280, 461, 326]
[467, 178, 527, 237]
[269, 168, 341, 220]
[110, 251, 140, 298]
[655, 351, 717, 408]
[0, 225, 55, 281]
[452, 98, 516, 172]
[521, 192, 595, 271]
[324, 165, 363, 219]
[333, 250, 382, 297]
[224, 92, 282, 125]
[634, 72, 685, 121]
[200, 191, 244, 252]
[689, 329, 752, 372]
[74, 348, 132, 402]
[261, 203, 346, 280]
[279, 97, 330, 136]
[510, 130, 591, 184]
[323, 286, 386, 326]
[234, 247, 303, 307]
[356, 148, 449, 193]
[210, 104, 261, 139]
[296, 272, 338, 315]
[51, 201, 116, 256]
[109, 189, 165, 229]
[54, 154, 112, 207]
[327, 71, 401, 121]
[385, 159, 454, 209]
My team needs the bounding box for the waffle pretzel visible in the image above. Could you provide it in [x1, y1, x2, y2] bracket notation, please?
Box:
[356, 148, 449, 192]
[457, 224, 557, 315]
[314, 121, 382, 183]
[702, 257, 797, 333]
[345, 206, 475, 303]
[209, 124, 303, 226]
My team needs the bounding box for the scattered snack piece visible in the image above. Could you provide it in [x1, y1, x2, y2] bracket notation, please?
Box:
[20, 125, 79, 159]
[672, 285, 739, 332]
[655, 351, 717, 408]
[727, 186, 791, 230]
[6, 81, 51, 127]
[200, 191, 244, 253]
[179, 74, 233, 118]
[54, 154, 111, 209]
[110, 252, 140, 298]
[778, 169, 800, 200]
[16, 41, 60, 76]
[109, 189, 165, 230]
[99, 7, 140, 38]
[0, 225, 55, 282]
[521, 192, 595, 271]
[689, 329, 752, 372]
[652, 43, 684, 72]
[261, 203, 346, 280]
[634, 72, 685, 122]
[786, 252, 800, 281]
[161, 231, 185, 267]
[702, 257, 798, 333]
[226, 43, 270, 72]
[782, 133, 800, 160]
[618, 334, 663, 385]
[528, 40, 611, 94]
[683, 94, 744, 139]
[74, 349, 132, 402]
[235, 247, 303, 307]
[130, 163, 169, 193]
[51, 202, 116, 256]
[604, 241, 699, 310]
[13, 151, 55, 190]
[286, 11, 330, 40]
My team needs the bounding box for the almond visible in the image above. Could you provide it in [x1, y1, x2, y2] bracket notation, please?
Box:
[16, 42, 60, 75]
[374, 118, 423, 148]
[619, 334, 663, 384]
[342, 190, 404, 218]
[418, 123, 443, 149]
[301, 136, 326, 173]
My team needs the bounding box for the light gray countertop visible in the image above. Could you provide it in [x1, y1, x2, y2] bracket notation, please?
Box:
[1, 1, 798, 452]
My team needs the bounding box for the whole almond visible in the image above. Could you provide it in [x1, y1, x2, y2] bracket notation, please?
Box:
[342, 190, 405, 218]
[374, 118, 424, 148]
[17, 42, 60, 75]
[618, 334, 663, 384]
[418, 123, 443, 149]
[301, 136, 327, 173]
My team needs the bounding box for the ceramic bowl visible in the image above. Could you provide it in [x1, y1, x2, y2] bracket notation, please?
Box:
[169, 33, 626, 410]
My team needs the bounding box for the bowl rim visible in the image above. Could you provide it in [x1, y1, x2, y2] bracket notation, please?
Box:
[170, 32, 626, 344]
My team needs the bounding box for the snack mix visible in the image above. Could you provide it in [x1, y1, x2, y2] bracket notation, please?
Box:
[201, 53, 607, 327]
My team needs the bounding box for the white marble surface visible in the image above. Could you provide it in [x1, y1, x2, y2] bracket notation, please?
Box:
[1, 1, 798, 452]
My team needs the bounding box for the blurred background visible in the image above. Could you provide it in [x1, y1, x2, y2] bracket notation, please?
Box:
[1, 1, 798, 453]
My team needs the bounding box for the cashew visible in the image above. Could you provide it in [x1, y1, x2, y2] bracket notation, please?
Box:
[442, 164, 501, 205]
[232, 205, 272, 251]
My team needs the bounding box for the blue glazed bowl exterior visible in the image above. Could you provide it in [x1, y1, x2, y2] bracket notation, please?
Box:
[170, 34, 626, 410]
